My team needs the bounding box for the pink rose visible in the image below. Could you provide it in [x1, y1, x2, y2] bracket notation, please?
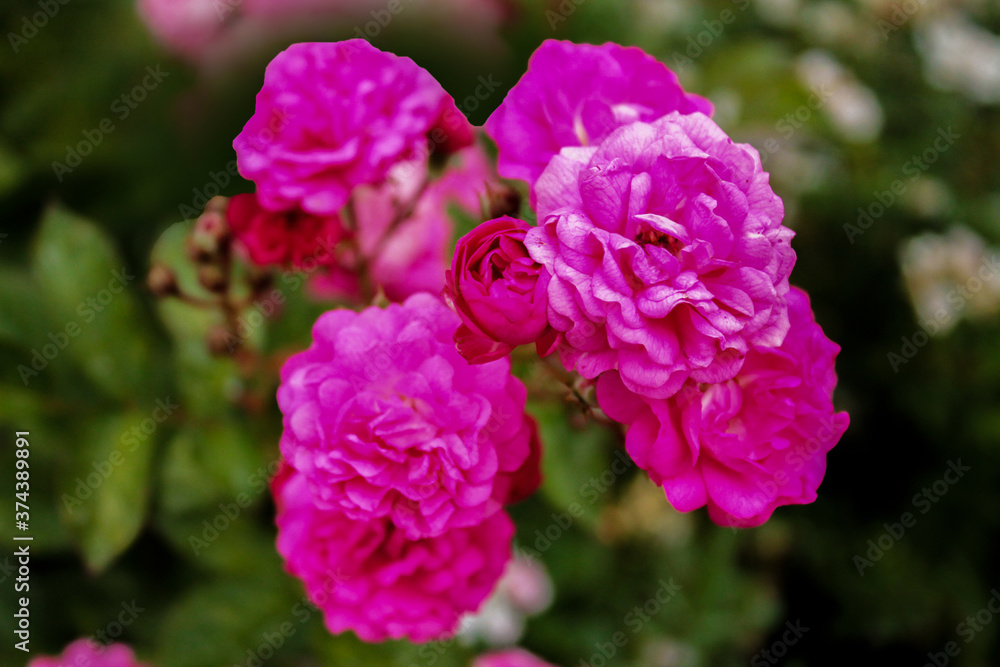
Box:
[309, 145, 497, 303]
[277, 293, 540, 539]
[274, 464, 514, 643]
[484, 40, 712, 196]
[137, 0, 227, 63]
[597, 287, 849, 527]
[473, 648, 557, 667]
[234, 40, 473, 215]
[527, 112, 796, 399]
[445, 216, 554, 364]
[28, 639, 151, 667]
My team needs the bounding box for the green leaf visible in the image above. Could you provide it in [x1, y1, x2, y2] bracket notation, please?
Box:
[160, 421, 270, 516]
[59, 411, 157, 572]
[31, 205, 152, 401]
[0, 267, 50, 348]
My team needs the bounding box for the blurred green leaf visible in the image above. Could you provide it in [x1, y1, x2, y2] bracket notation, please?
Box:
[60, 411, 157, 572]
[31, 205, 152, 401]
[0, 266, 49, 348]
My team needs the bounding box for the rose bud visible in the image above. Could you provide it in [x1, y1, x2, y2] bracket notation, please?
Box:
[445, 216, 551, 363]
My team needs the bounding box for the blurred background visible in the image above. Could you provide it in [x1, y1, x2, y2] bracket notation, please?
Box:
[2, 0, 1000, 665]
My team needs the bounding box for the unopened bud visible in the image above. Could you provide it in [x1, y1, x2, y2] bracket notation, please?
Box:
[147, 264, 178, 297]
[204, 195, 228, 216]
[188, 206, 231, 262]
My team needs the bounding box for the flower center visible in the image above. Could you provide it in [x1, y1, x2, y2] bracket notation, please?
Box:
[635, 228, 685, 254]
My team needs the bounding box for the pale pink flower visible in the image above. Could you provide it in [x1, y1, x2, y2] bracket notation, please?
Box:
[309, 145, 496, 302]
[473, 648, 557, 667]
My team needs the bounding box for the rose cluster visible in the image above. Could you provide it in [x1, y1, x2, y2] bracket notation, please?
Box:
[447, 39, 848, 528]
[232, 36, 850, 647]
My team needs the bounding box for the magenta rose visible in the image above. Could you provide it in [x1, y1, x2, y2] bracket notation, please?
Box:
[273, 464, 514, 643]
[597, 287, 849, 528]
[484, 39, 712, 195]
[234, 40, 473, 215]
[527, 111, 796, 399]
[445, 216, 554, 364]
[277, 293, 539, 539]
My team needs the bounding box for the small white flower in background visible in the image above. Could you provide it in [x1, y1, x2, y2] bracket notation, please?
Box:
[755, 0, 802, 28]
[459, 554, 555, 647]
[799, 1, 859, 47]
[906, 177, 952, 219]
[916, 10, 1000, 104]
[639, 639, 700, 667]
[900, 226, 1000, 335]
[796, 50, 884, 143]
